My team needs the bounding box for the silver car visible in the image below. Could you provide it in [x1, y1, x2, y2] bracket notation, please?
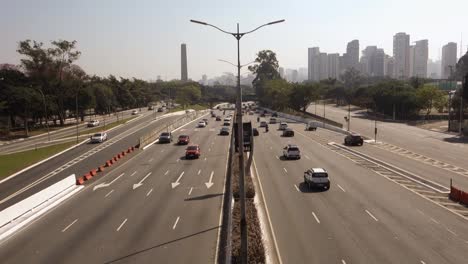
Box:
[90, 132, 108, 143]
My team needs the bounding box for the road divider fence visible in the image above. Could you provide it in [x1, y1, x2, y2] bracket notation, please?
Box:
[138, 110, 209, 149]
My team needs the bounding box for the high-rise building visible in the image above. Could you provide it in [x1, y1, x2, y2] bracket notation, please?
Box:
[298, 67, 308, 82]
[181, 43, 188, 81]
[412, 39, 428, 78]
[384, 55, 395, 77]
[308, 47, 320, 81]
[427, 59, 441, 79]
[346, 40, 360, 70]
[393, 32, 410, 79]
[279, 67, 285, 79]
[327, 53, 340, 79]
[409, 45, 415, 77]
[360, 46, 384, 77]
[441, 42, 457, 79]
[291, 70, 299, 82]
[319, 53, 329, 80]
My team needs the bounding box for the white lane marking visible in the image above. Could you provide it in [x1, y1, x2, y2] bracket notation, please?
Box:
[430, 218, 439, 224]
[312, 212, 321, 224]
[341, 260, 347, 264]
[337, 184, 346, 192]
[198, 169, 201, 175]
[269, 146, 273, 150]
[93, 173, 126, 191]
[117, 218, 128, 232]
[276, 156, 280, 160]
[446, 228, 458, 236]
[294, 184, 300, 192]
[105, 189, 114, 198]
[171, 171, 185, 188]
[177, 158, 180, 162]
[204, 157, 207, 161]
[188, 187, 193, 195]
[420, 261, 426, 264]
[205, 171, 215, 189]
[148, 158, 154, 162]
[283, 168, 288, 173]
[146, 188, 153, 197]
[133, 172, 152, 190]
[130, 171, 137, 177]
[164, 170, 169, 175]
[61, 219, 78, 232]
[305, 155, 311, 160]
[172, 216, 180, 230]
[161, 149, 164, 153]
[365, 210, 379, 222]
[209, 148, 211, 152]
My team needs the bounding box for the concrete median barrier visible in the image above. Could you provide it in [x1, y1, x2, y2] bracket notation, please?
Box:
[0, 174, 83, 241]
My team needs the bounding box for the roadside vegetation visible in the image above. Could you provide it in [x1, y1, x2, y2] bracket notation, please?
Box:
[249, 49, 468, 120]
[0, 141, 76, 179]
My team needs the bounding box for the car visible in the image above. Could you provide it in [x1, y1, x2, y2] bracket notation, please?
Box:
[279, 122, 288, 130]
[344, 133, 364, 146]
[157, 107, 164, 112]
[269, 117, 277, 124]
[197, 121, 206, 128]
[224, 117, 232, 122]
[148, 106, 154, 110]
[158, 132, 172, 143]
[216, 116, 222, 121]
[283, 144, 300, 159]
[249, 111, 254, 115]
[223, 121, 230, 126]
[272, 112, 278, 117]
[202, 118, 209, 125]
[90, 132, 107, 143]
[219, 127, 230, 135]
[177, 135, 190, 145]
[304, 168, 330, 190]
[306, 122, 318, 131]
[185, 145, 201, 159]
[260, 113, 266, 117]
[87, 120, 99, 127]
[260, 121, 267, 127]
[253, 128, 259, 136]
[211, 113, 216, 117]
[282, 128, 294, 137]
[132, 110, 139, 115]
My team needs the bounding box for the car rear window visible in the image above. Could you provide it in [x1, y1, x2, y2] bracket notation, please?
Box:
[93, 133, 102, 137]
[187, 146, 198, 150]
[312, 173, 328, 178]
[161, 132, 170, 136]
[289, 147, 299, 151]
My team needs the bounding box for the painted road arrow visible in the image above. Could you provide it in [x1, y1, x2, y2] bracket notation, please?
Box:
[133, 172, 152, 190]
[205, 171, 214, 189]
[93, 173, 125, 191]
[171, 171, 185, 189]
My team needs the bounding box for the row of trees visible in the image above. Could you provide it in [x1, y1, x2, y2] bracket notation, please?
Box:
[0, 39, 236, 137]
[249, 50, 468, 120]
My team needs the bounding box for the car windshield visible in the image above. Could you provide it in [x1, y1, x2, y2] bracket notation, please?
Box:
[312, 173, 328, 178]
[289, 147, 299, 151]
[93, 133, 102, 137]
[161, 132, 170, 136]
[187, 146, 198, 150]
[179, 135, 188, 139]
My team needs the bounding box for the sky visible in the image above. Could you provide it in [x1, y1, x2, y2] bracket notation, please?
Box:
[1, 0, 468, 81]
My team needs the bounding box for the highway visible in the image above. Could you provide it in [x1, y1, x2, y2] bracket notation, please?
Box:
[248, 114, 468, 264]
[0, 109, 183, 210]
[0, 109, 231, 263]
[307, 104, 468, 172]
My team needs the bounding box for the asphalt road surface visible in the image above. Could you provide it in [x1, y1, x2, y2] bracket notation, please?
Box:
[248, 114, 468, 264]
[0, 109, 231, 264]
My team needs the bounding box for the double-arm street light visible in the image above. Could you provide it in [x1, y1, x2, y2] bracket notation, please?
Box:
[191, 18, 284, 263]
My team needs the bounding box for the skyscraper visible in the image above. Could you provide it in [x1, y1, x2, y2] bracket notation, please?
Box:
[441, 42, 457, 79]
[346, 40, 360, 70]
[279, 67, 285, 78]
[360, 46, 384, 77]
[384, 55, 395, 77]
[181, 43, 188, 81]
[413, 40, 428, 78]
[427, 59, 441, 79]
[319, 53, 329, 80]
[308, 47, 320, 81]
[393, 32, 410, 79]
[328, 53, 340, 79]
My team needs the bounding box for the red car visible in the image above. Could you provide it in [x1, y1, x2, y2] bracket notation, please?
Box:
[185, 145, 201, 159]
[177, 135, 190, 145]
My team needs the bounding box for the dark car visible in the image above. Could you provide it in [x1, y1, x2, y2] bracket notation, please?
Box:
[253, 128, 259, 136]
[177, 135, 190, 145]
[260, 113, 266, 117]
[344, 134, 364, 146]
[282, 128, 294, 137]
[185, 145, 201, 159]
[219, 127, 230, 135]
[158, 132, 172, 143]
[216, 116, 222, 121]
[157, 107, 164, 112]
[272, 112, 278, 117]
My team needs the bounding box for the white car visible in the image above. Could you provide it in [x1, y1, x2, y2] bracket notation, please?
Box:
[132, 110, 139, 115]
[304, 168, 330, 190]
[279, 122, 288, 130]
[283, 144, 301, 159]
[197, 121, 206, 128]
[90, 132, 108, 143]
[87, 120, 99, 127]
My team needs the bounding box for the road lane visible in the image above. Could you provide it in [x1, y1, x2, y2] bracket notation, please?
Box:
[0, 110, 231, 264]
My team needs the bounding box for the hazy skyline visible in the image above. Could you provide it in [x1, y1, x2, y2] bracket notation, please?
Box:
[1, 0, 468, 81]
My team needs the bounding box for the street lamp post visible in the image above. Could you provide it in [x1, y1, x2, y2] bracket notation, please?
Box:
[191, 18, 284, 264]
[34, 87, 51, 142]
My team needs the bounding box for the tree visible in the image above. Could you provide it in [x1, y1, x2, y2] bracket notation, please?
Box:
[262, 79, 291, 110]
[289, 83, 320, 112]
[175, 85, 201, 107]
[248, 50, 281, 105]
[454, 51, 468, 81]
[416, 85, 446, 117]
[340, 68, 363, 105]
